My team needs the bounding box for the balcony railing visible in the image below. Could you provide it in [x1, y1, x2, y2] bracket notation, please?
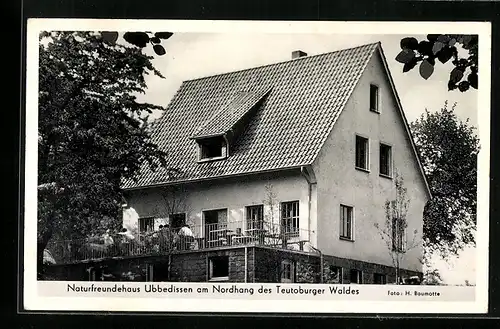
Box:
[45, 220, 311, 264]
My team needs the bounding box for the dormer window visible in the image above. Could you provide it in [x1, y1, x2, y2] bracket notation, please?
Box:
[198, 136, 227, 162]
[191, 88, 272, 164]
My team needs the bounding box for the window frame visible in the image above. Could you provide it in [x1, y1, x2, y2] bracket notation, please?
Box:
[169, 212, 187, 231]
[369, 84, 380, 113]
[355, 134, 370, 172]
[339, 204, 355, 241]
[280, 259, 295, 283]
[209, 256, 230, 282]
[202, 208, 229, 241]
[328, 265, 343, 284]
[280, 201, 300, 237]
[197, 137, 228, 163]
[139, 217, 155, 234]
[379, 142, 393, 178]
[374, 273, 387, 284]
[246, 204, 264, 230]
[349, 269, 363, 284]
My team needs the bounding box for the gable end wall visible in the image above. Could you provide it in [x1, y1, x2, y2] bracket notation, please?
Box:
[311, 51, 428, 272]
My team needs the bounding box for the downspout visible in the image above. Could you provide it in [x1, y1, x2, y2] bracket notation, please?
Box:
[310, 245, 324, 283]
[301, 167, 312, 244]
[244, 247, 248, 283]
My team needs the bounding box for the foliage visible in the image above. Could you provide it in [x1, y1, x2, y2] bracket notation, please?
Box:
[38, 31, 169, 273]
[410, 102, 479, 256]
[395, 34, 478, 92]
[421, 268, 443, 286]
[101, 31, 173, 56]
[374, 173, 420, 283]
[295, 260, 319, 283]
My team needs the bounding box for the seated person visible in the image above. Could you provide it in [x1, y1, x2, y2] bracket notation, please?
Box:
[177, 224, 195, 250]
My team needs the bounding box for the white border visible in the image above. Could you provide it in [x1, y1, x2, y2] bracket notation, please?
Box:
[24, 19, 491, 313]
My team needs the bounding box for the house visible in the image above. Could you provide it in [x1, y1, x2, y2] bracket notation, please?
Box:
[44, 42, 431, 284]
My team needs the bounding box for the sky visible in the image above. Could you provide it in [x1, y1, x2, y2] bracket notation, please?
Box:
[134, 32, 478, 285]
[137, 33, 478, 128]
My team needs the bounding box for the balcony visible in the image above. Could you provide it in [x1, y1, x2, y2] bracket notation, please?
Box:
[45, 220, 311, 264]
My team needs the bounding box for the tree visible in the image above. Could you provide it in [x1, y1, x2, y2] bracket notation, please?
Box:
[395, 34, 478, 92]
[374, 173, 420, 284]
[38, 31, 170, 276]
[101, 31, 173, 56]
[410, 102, 479, 257]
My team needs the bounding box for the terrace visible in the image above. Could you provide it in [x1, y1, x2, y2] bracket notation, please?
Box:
[45, 220, 312, 264]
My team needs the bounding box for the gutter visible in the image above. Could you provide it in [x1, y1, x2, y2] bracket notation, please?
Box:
[123, 166, 306, 192]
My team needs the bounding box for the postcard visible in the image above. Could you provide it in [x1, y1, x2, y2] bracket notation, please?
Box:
[23, 19, 491, 314]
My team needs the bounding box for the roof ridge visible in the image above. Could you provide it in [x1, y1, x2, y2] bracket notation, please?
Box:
[183, 42, 380, 84]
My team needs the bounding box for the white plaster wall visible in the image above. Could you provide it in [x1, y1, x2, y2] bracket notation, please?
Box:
[123, 173, 317, 244]
[312, 51, 429, 272]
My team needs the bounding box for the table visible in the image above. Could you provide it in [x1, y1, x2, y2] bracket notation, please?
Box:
[206, 228, 234, 247]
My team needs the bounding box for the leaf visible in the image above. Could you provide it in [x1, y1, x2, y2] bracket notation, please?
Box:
[468, 72, 478, 89]
[450, 67, 464, 84]
[448, 38, 457, 47]
[101, 32, 119, 45]
[419, 59, 434, 80]
[400, 37, 419, 50]
[417, 41, 433, 56]
[432, 41, 445, 55]
[403, 58, 418, 72]
[437, 35, 451, 44]
[427, 34, 440, 42]
[155, 32, 173, 39]
[395, 49, 415, 64]
[150, 37, 161, 44]
[461, 35, 473, 47]
[437, 47, 453, 64]
[153, 44, 166, 56]
[123, 32, 150, 48]
[458, 81, 470, 92]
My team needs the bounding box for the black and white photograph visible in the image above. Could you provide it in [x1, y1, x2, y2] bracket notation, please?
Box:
[24, 19, 491, 313]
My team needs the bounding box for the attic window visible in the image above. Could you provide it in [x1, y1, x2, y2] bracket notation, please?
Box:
[198, 136, 227, 162]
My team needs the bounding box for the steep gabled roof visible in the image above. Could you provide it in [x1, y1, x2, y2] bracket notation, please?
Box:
[122, 42, 429, 196]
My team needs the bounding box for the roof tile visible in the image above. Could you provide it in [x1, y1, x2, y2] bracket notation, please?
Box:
[123, 42, 379, 189]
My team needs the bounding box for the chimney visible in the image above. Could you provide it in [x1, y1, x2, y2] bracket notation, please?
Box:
[291, 50, 307, 59]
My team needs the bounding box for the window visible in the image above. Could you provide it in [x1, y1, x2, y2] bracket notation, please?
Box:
[281, 259, 295, 283]
[379, 143, 392, 177]
[209, 256, 229, 281]
[328, 266, 343, 284]
[340, 205, 353, 240]
[374, 273, 387, 284]
[170, 213, 186, 231]
[281, 201, 299, 236]
[370, 84, 379, 113]
[204, 209, 228, 243]
[139, 217, 155, 233]
[198, 136, 227, 161]
[350, 269, 363, 284]
[246, 205, 264, 230]
[392, 217, 406, 252]
[355, 135, 369, 170]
